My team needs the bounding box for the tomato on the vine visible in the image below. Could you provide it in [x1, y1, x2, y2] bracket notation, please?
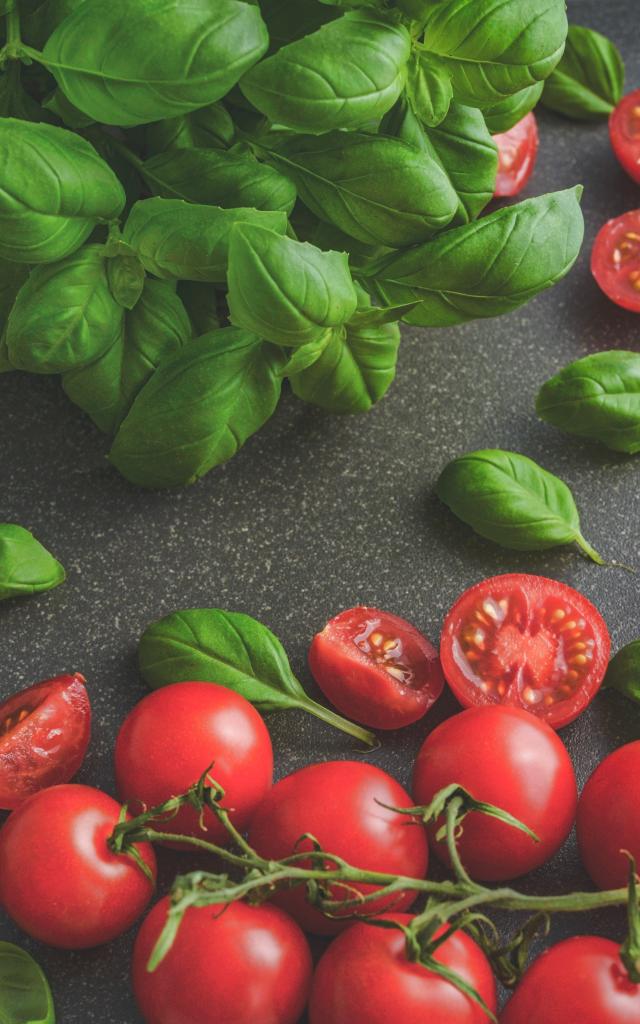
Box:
[591, 210, 640, 313]
[577, 740, 640, 890]
[308, 606, 444, 730]
[610, 89, 640, 184]
[493, 112, 539, 197]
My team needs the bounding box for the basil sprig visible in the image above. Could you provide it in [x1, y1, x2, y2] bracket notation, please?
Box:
[0, 941, 55, 1024]
[0, 524, 66, 600]
[541, 24, 624, 120]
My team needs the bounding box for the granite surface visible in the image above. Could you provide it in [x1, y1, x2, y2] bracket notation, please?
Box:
[1, 1, 639, 1019]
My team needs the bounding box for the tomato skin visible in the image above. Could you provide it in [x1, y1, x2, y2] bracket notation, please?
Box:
[493, 112, 539, 197]
[0, 672, 91, 809]
[133, 897, 313, 1024]
[309, 913, 496, 1024]
[114, 681, 273, 844]
[0, 784, 156, 948]
[610, 89, 640, 184]
[501, 936, 640, 1023]
[591, 211, 640, 314]
[248, 760, 429, 935]
[308, 606, 444, 730]
[577, 740, 640, 890]
[412, 706, 577, 881]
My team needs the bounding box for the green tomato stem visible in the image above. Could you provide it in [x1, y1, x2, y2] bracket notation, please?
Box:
[294, 695, 378, 749]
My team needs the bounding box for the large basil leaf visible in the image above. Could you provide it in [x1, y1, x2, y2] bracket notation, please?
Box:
[0, 119, 125, 264]
[0, 524, 66, 599]
[240, 10, 411, 133]
[406, 53, 452, 127]
[419, 102, 497, 224]
[145, 103, 235, 156]
[482, 83, 544, 134]
[604, 640, 640, 705]
[260, 0, 340, 50]
[367, 187, 584, 327]
[177, 281, 220, 337]
[436, 449, 603, 563]
[536, 350, 640, 454]
[41, 0, 268, 126]
[122, 198, 288, 283]
[228, 224, 358, 347]
[109, 328, 285, 487]
[0, 941, 55, 1023]
[540, 25, 624, 120]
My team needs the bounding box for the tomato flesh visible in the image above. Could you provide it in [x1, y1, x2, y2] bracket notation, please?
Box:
[577, 740, 640, 890]
[610, 89, 640, 184]
[0, 672, 91, 809]
[493, 112, 539, 197]
[440, 574, 610, 728]
[591, 210, 640, 313]
[309, 606, 444, 729]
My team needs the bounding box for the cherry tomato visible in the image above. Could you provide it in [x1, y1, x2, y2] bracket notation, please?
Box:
[577, 740, 640, 890]
[591, 210, 640, 313]
[0, 784, 156, 948]
[114, 681, 273, 844]
[133, 897, 312, 1024]
[440, 574, 610, 728]
[501, 936, 640, 1023]
[309, 913, 496, 1024]
[610, 89, 640, 184]
[493, 112, 539, 197]
[308, 606, 444, 730]
[412, 705, 577, 881]
[248, 760, 429, 935]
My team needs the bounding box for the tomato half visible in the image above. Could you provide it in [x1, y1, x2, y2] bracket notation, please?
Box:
[133, 898, 312, 1024]
[114, 681, 273, 844]
[440, 574, 610, 728]
[0, 784, 156, 948]
[308, 606, 444, 730]
[591, 210, 640, 313]
[610, 89, 640, 184]
[493, 112, 539, 197]
[412, 705, 577, 881]
[247, 760, 429, 935]
[577, 740, 640, 890]
[0, 672, 90, 809]
[309, 914, 496, 1024]
[501, 936, 640, 1024]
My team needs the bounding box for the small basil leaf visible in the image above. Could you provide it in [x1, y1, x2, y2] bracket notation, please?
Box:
[42, 88, 94, 129]
[482, 83, 544, 134]
[279, 333, 333, 377]
[106, 242, 146, 311]
[536, 350, 640, 454]
[436, 449, 603, 563]
[541, 25, 624, 120]
[177, 282, 220, 337]
[144, 103, 235, 156]
[406, 53, 452, 127]
[605, 641, 640, 704]
[0, 524, 66, 599]
[0, 941, 55, 1024]
[348, 302, 417, 327]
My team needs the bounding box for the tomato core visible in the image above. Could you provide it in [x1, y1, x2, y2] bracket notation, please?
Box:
[352, 617, 416, 686]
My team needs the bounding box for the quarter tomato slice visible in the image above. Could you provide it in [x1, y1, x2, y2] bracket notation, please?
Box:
[591, 210, 640, 312]
[440, 575, 610, 728]
[493, 112, 539, 197]
[610, 88, 640, 184]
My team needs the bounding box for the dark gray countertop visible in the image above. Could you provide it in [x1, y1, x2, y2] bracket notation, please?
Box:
[1, 2, 639, 1020]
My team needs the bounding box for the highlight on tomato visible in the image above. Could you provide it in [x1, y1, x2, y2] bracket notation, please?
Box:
[308, 606, 444, 730]
[493, 112, 539, 197]
[610, 88, 640, 184]
[0, 671, 91, 810]
[591, 210, 640, 313]
[577, 740, 640, 890]
[440, 574, 610, 728]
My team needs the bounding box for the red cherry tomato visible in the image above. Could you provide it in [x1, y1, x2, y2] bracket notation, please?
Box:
[493, 112, 539, 197]
[248, 760, 429, 935]
[133, 897, 312, 1024]
[591, 210, 640, 313]
[440, 574, 610, 728]
[114, 681, 273, 844]
[412, 705, 577, 881]
[0, 784, 156, 948]
[0, 672, 90, 809]
[577, 740, 640, 890]
[501, 936, 640, 1023]
[309, 913, 497, 1024]
[610, 89, 640, 184]
[308, 606, 444, 730]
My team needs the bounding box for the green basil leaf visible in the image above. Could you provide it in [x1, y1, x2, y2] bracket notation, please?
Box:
[144, 103, 235, 156]
[177, 281, 220, 337]
[0, 941, 55, 1024]
[367, 187, 584, 327]
[536, 350, 640, 454]
[259, 0, 340, 50]
[105, 241, 146, 311]
[540, 24, 625, 120]
[482, 83, 544, 134]
[348, 302, 417, 327]
[22, 0, 83, 49]
[406, 53, 452, 127]
[0, 119, 125, 264]
[279, 332, 332, 377]
[604, 640, 640, 704]
[42, 88, 94, 129]
[41, 0, 268, 126]
[122, 198, 288, 283]
[109, 327, 285, 487]
[240, 10, 411, 133]
[436, 449, 603, 563]
[227, 223, 358, 347]
[0, 524, 66, 599]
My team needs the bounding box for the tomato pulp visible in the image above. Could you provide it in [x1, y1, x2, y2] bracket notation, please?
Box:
[308, 606, 444, 729]
[440, 574, 610, 728]
[591, 210, 640, 313]
[610, 89, 640, 184]
[493, 112, 539, 197]
[577, 740, 640, 889]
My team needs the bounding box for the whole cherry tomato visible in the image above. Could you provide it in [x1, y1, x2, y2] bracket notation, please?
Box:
[610, 89, 640, 184]
[577, 740, 640, 889]
[591, 210, 640, 313]
[493, 112, 539, 197]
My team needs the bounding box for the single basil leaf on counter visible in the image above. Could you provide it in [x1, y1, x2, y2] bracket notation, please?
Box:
[139, 608, 376, 746]
[177, 281, 220, 337]
[436, 449, 604, 564]
[0, 941, 55, 1024]
[106, 241, 146, 311]
[536, 350, 640, 454]
[482, 83, 544, 134]
[541, 24, 624, 120]
[604, 641, 640, 703]
[144, 103, 235, 156]
[0, 524, 66, 600]
[406, 52, 452, 127]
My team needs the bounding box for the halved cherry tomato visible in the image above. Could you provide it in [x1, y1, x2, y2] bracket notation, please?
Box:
[440, 574, 610, 728]
[308, 606, 444, 730]
[610, 89, 640, 184]
[0, 672, 90, 809]
[591, 210, 640, 313]
[577, 740, 640, 890]
[493, 112, 539, 197]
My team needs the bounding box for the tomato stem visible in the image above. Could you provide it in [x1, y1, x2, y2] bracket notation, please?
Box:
[294, 696, 378, 749]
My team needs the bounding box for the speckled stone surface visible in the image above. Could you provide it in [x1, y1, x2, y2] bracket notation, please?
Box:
[1, 2, 639, 1019]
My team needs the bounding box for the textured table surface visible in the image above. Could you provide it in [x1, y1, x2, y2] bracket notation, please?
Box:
[1, 2, 639, 1020]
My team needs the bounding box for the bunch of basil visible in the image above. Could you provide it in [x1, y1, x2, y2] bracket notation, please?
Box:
[0, 0, 583, 488]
